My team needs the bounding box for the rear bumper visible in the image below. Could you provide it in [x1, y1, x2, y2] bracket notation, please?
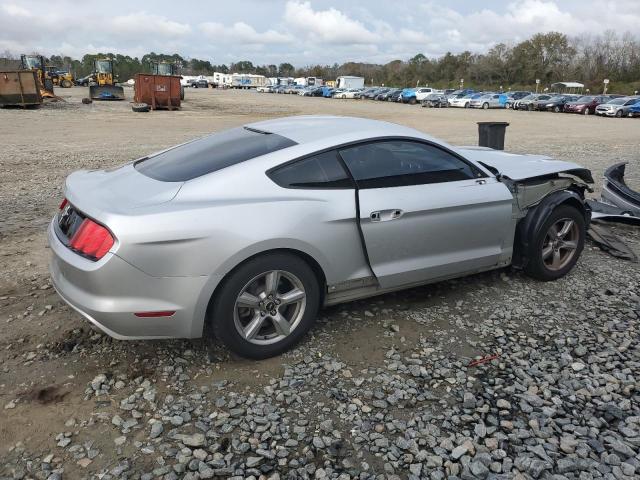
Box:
[48, 220, 209, 339]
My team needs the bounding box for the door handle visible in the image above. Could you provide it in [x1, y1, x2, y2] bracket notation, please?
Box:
[370, 209, 404, 222]
[475, 179, 487, 185]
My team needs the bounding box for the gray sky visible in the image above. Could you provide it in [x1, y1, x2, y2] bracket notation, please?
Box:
[1, 0, 639, 65]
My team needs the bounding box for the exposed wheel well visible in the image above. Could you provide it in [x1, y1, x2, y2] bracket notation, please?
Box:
[205, 248, 327, 326]
[512, 192, 587, 269]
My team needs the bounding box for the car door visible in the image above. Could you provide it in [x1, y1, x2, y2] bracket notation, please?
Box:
[339, 140, 514, 289]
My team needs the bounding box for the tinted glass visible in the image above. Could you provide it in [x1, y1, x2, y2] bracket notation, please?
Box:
[135, 127, 297, 182]
[269, 150, 353, 189]
[339, 141, 482, 189]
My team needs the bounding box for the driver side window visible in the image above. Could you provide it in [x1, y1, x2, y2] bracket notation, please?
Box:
[339, 140, 484, 189]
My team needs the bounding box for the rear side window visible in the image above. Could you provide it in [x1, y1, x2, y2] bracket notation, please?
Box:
[269, 150, 353, 189]
[135, 127, 297, 182]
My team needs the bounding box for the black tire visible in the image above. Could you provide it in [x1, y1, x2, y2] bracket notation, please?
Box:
[180, 85, 185, 101]
[615, 109, 623, 118]
[132, 102, 150, 112]
[554, 106, 561, 113]
[409, 97, 416, 105]
[210, 253, 321, 359]
[44, 78, 54, 93]
[81, 97, 92, 104]
[482, 102, 489, 110]
[524, 205, 585, 281]
[583, 107, 590, 115]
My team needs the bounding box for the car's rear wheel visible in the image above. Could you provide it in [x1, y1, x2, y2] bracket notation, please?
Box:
[524, 205, 585, 281]
[210, 253, 320, 359]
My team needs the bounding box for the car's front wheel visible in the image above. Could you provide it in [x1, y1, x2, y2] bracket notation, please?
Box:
[524, 205, 585, 281]
[210, 253, 320, 359]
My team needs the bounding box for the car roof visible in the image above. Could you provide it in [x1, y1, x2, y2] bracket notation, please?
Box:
[244, 115, 436, 145]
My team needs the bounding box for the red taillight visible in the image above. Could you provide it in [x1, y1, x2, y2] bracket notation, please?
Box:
[68, 218, 114, 260]
[59, 198, 68, 210]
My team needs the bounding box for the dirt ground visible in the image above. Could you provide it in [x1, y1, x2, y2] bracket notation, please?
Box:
[0, 87, 639, 478]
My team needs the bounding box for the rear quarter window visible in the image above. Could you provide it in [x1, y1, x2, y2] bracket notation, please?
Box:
[268, 150, 353, 189]
[135, 127, 297, 182]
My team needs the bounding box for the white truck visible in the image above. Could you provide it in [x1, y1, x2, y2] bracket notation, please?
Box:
[230, 74, 268, 89]
[336, 76, 365, 89]
[294, 77, 321, 87]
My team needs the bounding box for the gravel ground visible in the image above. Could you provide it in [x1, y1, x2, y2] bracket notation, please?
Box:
[1, 87, 639, 479]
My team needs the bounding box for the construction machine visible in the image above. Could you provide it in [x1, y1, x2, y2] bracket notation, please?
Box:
[46, 66, 74, 88]
[89, 58, 125, 100]
[20, 54, 55, 98]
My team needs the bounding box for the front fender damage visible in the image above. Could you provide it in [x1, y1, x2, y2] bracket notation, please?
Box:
[506, 174, 592, 269]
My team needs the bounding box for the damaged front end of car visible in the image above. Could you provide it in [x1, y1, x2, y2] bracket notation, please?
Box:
[505, 172, 594, 270]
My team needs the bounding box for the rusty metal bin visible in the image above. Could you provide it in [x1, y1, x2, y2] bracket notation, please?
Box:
[0, 71, 43, 107]
[133, 73, 181, 110]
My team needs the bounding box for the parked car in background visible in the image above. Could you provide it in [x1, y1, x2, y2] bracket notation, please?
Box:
[335, 88, 362, 99]
[470, 93, 506, 109]
[504, 91, 531, 108]
[402, 87, 443, 104]
[443, 89, 456, 96]
[595, 96, 640, 117]
[284, 85, 303, 94]
[50, 116, 593, 358]
[388, 89, 404, 102]
[378, 88, 399, 101]
[516, 94, 552, 111]
[301, 86, 324, 97]
[421, 93, 448, 108]
[536, 94, 579, 112]
[190, 79, 208, 88]
[629, 101, 640, 117]
[450, 92, 481, 108]
[321, 86, 335, 98]
[365, 87, 388, 99]
[563, 95, 610, 115]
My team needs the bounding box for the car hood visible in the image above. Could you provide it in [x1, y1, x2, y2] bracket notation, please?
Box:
[64, 163, 183, 218]
[455, 147, 593, 183]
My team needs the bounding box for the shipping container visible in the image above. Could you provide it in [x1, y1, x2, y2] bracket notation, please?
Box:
[133, 73, 181, 110]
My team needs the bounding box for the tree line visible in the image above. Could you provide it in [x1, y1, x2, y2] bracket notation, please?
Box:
[2, 31, 639, 93]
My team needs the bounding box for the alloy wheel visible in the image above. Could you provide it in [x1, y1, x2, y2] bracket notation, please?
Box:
[541, 218, 579, 271]
[233, 270, 306, 345]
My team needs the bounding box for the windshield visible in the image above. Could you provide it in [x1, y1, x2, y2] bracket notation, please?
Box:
[606, 98, 626, 105]
[95, 60, 113, 74]
[576, 96, 594, 103]
[156, 63, 173, 75]
[23, 56, 42, 69]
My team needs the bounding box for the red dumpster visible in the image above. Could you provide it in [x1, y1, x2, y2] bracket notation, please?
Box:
[133, 73, 181, 110]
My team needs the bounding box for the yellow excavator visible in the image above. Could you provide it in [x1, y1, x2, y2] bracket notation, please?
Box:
[88, 58, 124, 100]
[20, 54, 55, 98]
[46, 66, 74, 88]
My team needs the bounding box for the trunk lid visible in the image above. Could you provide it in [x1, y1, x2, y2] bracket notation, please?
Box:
[64, 163, 183, 218]
[455, 147, 593, 183]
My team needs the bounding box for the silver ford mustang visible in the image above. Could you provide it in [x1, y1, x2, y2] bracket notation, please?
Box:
[49, 116, 593, 358]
